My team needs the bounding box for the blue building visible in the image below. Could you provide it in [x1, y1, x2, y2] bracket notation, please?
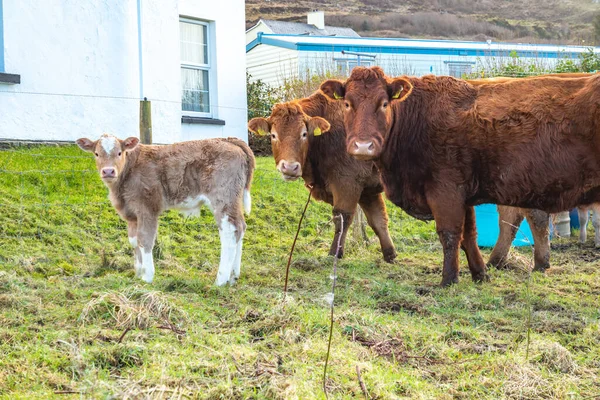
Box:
[246, 32, 598, 87]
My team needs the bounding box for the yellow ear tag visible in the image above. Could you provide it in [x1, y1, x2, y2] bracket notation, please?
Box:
[313, 127, 322, 136]
[257, 128, 267, 136]
[333, 92, 342, 100]
[392, 87, 403, 99]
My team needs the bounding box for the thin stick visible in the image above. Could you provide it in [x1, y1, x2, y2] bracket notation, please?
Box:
[283, 186, 313, 298]
[501, 219, 535, 359]
[117, 327, 131, 343]
[356, 365, 370, 399]
[323, 214, 344, 398]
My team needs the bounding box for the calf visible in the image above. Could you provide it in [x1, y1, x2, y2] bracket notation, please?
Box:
[76, 134, 255, 285]
[321, 67, 600, 286]
[577, 204, 600, 247]
[248, 94, 396, 262]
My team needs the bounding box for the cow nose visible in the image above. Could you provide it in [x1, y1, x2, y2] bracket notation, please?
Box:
[279, 160, 302, 177]
[353, 141, 374, 154]
[348, 140, 379, 160]
[101, 167, 116, 178]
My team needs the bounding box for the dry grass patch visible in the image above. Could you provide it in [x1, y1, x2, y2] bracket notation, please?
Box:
[79, 288, 186, 332]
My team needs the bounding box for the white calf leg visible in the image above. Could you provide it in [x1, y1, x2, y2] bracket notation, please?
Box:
[216, 216, 237, 286]
[229, 231, 244, 285]
[592, 209, 600, 248]
[578, 208, 589, 244]
[129, 236, 142, 277]
[140, 248, 155, 283]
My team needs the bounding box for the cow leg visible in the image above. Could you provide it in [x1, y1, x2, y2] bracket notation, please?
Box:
[488, 206, 524, 269]
[592, 205, 600, 248]
[229, 210, 247, 285]
[214, 208, 243, 287]
[330, 186, 360, 258]
[578, 207, 589, 244]
[127, 220, 142, 278]
[429, 198, 465, 287]
[460, 206, 489, 282]
[137, 214, 159, 283]
[330, 209, 355, 258]
[526, 209, 551, 272]
[358, 193, 396, 263]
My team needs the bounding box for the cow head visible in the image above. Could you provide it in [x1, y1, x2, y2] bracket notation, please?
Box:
[248, 102, 330, 181]
[320, 66, 412, 160]
[76, 133, 139, 184]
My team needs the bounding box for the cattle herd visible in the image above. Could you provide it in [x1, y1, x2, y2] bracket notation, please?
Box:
[78, 66, 600, 287]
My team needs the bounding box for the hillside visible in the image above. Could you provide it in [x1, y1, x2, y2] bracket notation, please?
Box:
[246, 0, 600, 44]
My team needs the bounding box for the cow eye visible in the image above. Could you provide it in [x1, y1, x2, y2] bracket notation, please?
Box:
[271, 134, 276, 140]
[382, 101, 389, 108]
[302, 131, 307, 138]
[94, 152, 98, 157]
[344, 101, 351, 110]
[118, 152, 122, 156]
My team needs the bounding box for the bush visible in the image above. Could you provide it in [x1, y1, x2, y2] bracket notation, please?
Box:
[246, 73, 282, 156]
[468, 48, 600, 78]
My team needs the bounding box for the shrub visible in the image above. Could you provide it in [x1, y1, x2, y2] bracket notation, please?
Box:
[246, 73, 282, 156]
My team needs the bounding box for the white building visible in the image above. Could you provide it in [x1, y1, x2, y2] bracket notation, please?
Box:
[0, 0, 248, 144]
[247, 33, 599, 88]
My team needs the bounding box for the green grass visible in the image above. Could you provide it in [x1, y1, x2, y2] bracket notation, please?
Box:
[0, 145, 599, 399]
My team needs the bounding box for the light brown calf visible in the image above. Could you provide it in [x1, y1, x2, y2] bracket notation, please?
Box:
[577, 203, 600, 247]
[77, 134, 255, 285]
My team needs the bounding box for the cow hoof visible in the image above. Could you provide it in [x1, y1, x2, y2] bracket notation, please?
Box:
[228, 276, 238, 285]
[383, 248, 397, 263]
[440, 277, 459, 287]
[472, 272, 490, 283]
[532, 263, 550, 273]
[488, 260, 516, 271]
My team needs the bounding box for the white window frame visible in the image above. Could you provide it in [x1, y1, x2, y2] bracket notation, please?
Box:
[334, 58, 374, 75]
[444, 61, 475, 78]
[180, 18, 214, 118]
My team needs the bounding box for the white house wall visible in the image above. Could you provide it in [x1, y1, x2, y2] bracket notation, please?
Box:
[0, 0, 248, 144]
[179, 0, 248, 142]
[246, 45, 299, 87]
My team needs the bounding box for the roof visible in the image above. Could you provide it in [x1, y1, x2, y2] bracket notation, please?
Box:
[259, 19, 359, 38]
[247, 33, 600, 59]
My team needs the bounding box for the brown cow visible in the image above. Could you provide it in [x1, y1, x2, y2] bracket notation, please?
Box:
[248, 94, 397, 262]
[472, 74, 596, 271]
[76, 134, 255, 286]
[321, 66, 600, 286]
[490, 206, 550, 271]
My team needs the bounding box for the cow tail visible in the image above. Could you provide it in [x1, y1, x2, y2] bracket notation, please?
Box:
[227, 137, 255, 214]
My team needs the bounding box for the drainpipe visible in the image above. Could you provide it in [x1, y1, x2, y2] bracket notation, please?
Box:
[136, 0, 144, 99]
[137, 0, 152, 144]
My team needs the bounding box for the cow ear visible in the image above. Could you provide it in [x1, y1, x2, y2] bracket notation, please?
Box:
[122, 137, 140, 151]
[387, 78, 413, 102]
[76, 138, 96, 153]
[307, 116, 330, 137]
[320, 80, 345, 100]
[248, 117, 270, 136]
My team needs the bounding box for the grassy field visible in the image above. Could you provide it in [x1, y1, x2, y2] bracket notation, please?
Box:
[0, 145, 599, 399]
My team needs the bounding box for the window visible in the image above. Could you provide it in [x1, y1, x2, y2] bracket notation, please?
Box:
[180, 19, 211, 116]
[335, 58, 373, 75]
[444, 61, 474, 78]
